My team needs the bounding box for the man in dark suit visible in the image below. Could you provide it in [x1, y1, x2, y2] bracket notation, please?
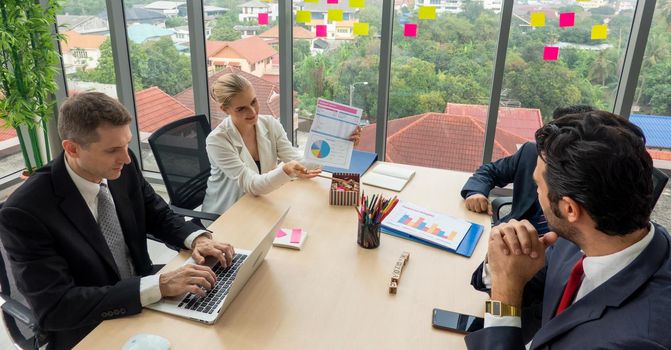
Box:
[461, 105, 595, 234]
[0, 92, 235, 349]
[465, 111, 671, 349]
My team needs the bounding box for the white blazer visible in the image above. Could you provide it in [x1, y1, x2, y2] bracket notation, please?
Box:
[202, 115, 303, 214]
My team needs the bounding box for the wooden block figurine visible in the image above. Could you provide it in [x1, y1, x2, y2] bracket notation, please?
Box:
[389, 251, 410, 294]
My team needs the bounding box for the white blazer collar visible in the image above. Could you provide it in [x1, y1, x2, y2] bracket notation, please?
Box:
[222, 116, 275, 174]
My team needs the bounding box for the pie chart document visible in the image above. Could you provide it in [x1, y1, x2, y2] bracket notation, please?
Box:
[304, 98, 362, 168]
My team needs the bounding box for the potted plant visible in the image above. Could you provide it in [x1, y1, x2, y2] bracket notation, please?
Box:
[0, 0, 62, 176]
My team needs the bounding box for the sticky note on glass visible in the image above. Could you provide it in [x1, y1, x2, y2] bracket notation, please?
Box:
[530, 12, 545, 27]
[327, 0, 338, 3]
[353, 22, 369, 36]
[543, 46, 559, 61]
[328, 9, 344, 22]
[591, 24, 607, 40]
[350, 0, 365, 8]
[316, 25, 327, 37]
[418, 6, 436, 20]
[296, 10, 311, 23]
[258, 13, 268, 25]
[559, 12, 574, 27]
[404, 23, 417, 37]
[303, 0, 318, 2]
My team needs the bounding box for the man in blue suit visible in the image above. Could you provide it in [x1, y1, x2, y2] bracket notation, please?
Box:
[465, 111, 671, 349]
[461, 105, 594, 234]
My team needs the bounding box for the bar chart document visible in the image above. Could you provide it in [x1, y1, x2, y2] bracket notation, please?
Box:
[304, 98, 362, 168]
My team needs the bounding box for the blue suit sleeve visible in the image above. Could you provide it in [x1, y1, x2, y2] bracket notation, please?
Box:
[460, 143, 531, 199]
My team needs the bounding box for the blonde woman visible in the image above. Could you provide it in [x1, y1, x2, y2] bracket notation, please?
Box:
[202, 73, 361, 214]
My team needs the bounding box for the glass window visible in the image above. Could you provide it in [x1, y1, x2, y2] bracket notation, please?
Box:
[632, 0, 671, 172]
[385, 1, 501, 172]
[494, 2, 635, 163]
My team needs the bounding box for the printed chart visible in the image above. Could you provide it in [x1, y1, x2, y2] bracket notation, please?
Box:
[310, 140, 331, 159]
[304, 98, 362, 168]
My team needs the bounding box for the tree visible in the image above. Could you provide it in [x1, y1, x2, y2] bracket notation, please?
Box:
[588, 50, 615, 86]
[165, 16, 187, 28]
[293, 40, 311, 65]
[209, 13, 241, 41]
[141, 37, 191, 95]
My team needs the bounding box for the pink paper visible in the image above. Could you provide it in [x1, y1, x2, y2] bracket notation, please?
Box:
[327, 0, 338, 3]
[258, 13, 269, 25]
[559, 12, 574, 27]
[404, 23, 417, 37]
[275, 229, 287, 238]
[316, 25, 327, 37]
[543, 46, 559, 61]
[290, 228, 302, 243]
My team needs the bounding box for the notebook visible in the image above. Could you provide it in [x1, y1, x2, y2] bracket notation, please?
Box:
[361, 163, 415, 192]
[146, 207, 289, 324]
[273, 228, 308, 250]
[322, 150, 378, 175]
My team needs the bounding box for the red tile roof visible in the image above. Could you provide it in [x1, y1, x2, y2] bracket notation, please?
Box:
[261, 74, 280, 84]
[60, 31, 107, 53]
[444, 103, 543, 141]
[648, 149, 671, 161]
[258, 25, 316, 40]
[0, 120, 17, 142]
[135, 86, 195, 133]
[206, 36, 277, 64]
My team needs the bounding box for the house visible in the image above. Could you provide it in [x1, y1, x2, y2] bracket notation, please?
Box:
[483, 0, 502, 13]
[127, 23, 175, 44]
[172, 25, 213, 45]
[630, 114, 671, 150]
[60, 31, 107, 74]
[394, 0, 416, 11]
[444, 103, 543, 141]
[173, 67, 282, 127]
[98, 7, 166, 27]
[576, 0, 608, 10]
[206, 36, 277, 77]
[414, 0, 464, 14]
[295, 1, 359, 40]
[234, 24, 262, 38]
[177, 4, 228, 20]
[238, 0, 278, 23]
[142, 1, 185, 17]
[258, 25, 316, 49]
[135, 86, 194, 139]
[57, 15, 109, 35]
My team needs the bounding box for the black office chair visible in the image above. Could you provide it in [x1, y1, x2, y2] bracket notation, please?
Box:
[148, 115, 219, 226]
[492, 167, 670, 222]
[0, 202, 47, 350]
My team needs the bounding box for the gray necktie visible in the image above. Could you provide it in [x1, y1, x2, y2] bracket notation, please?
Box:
[97, 183, 134, 279]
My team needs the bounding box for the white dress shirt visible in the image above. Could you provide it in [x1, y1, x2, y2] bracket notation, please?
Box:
[64, 158, 206, 306]
[482, 225, 655, 332]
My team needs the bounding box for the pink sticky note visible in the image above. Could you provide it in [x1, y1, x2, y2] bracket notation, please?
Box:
[316, 25, 327, 37]
[543, 46, 559, 61]
[559, 12, 574, 27]
[275, 229, 287, 238]
[404, 23, 417, 37]
[258, 13, 268, 25]
[290, 228, 302, 243]
[327, 0, 338, 3]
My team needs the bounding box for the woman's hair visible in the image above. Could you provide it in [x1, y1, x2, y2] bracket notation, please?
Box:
[210, 73, 252, 108]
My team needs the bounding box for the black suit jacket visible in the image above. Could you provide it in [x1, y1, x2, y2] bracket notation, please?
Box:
[0, 152, 201, 350]
[461, 142, 540, 224]
[466, 223, 671, 349]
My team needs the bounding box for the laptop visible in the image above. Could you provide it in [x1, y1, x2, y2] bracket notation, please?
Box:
[146, 207, 289, 324]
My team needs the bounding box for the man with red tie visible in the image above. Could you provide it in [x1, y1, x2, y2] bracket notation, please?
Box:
[466, 110, 671, 349]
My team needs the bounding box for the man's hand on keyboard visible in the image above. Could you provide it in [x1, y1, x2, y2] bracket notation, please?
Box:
[159, 264, 217, 298]
[192, 236, 235, 268]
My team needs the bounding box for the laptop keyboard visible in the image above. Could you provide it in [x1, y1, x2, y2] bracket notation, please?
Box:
[177, 253, 247, 314]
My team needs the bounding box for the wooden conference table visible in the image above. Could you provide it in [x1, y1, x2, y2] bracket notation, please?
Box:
[76, 163, 492, 349]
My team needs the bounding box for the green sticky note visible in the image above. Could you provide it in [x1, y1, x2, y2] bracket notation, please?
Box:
[350, 0, 365, 8]
[418, 6, 436, 20]
[591, 24, 607, 40]
[353, 22, 369, 36]
[328, 9, 344, 22]
[296, 10, 311, 23]
[530, 12, 545, 27]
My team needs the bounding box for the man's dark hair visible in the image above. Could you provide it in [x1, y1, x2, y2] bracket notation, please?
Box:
[552, 105, 595, 120]
[535, 110, 653, 236]
[58, 92, 131, 145]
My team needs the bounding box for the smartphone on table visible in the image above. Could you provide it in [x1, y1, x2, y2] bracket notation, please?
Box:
[432, 308, 484, 334]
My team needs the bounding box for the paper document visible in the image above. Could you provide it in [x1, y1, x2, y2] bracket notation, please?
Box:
[361, 163, 415, 191]
[304, 98, 362, 168]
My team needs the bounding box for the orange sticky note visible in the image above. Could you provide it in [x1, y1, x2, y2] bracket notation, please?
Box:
[296, 10, 311, 23]
[591, 24, 607, 40]
[530, 12, 545, 27]
[350, 0, 365, 8]
[353, 22, 369, 36]
[418, 6, 436, 20]
[328, 9, 344, 22]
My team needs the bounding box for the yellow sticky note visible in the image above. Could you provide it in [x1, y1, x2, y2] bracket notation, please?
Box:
[353, 22, 369, 36]
[303, 0, 318, 2]
[591, 24, 607, 40]
[530, 12, 545, 27]
[350, 0, 365, 8]
[296, 10, 311, 23]
[328, 9, 344, 22]
[418, 6, 436, 20]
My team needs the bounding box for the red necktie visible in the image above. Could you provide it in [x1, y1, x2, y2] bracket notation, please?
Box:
[555, 255, 586, 316]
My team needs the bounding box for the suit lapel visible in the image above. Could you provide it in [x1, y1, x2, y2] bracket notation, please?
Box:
[256, 118, 274, 173]
[541, 240, 581, 323]
[532, 227, 669, 349]
[52, 153, 120, 278]
[224, 118, 259, 173]
[107, 177, 140, 268]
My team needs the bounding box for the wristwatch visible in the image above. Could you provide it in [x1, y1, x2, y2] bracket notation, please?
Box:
[485, 300, 520, 317]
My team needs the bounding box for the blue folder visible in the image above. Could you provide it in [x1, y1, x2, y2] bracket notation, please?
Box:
[381, 222, 485, 258]
[322, 150, 378, 175]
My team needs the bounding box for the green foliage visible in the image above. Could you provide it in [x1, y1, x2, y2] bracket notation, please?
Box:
[165, 16, 187, 28]
[293, 40, 311, 65]
[0, 0, 62, 172]
[210, 12, 241, 41]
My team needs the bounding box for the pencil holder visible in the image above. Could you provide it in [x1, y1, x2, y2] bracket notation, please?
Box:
[357, 219, 381, 249]
[329, 173, 360, 206]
